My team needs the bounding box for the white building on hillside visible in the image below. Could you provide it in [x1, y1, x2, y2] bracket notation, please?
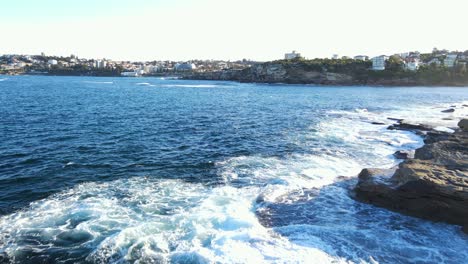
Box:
[444, 54, 457, 67]
[284, 51, 301, 60]
[174, 63, 197, 72]
[354, 55, 368, 61]
[47, 59, 58, 65]
[371, 55, 387, 70]
[428, 58, 442, 66]
[405, 58, 420, 71]
[94, 60, 107, 68]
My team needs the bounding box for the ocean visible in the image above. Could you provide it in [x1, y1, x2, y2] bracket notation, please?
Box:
[0, 75, 467, 263]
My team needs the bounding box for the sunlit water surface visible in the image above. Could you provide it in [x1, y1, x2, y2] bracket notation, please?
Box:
[0, 76, 467, 263]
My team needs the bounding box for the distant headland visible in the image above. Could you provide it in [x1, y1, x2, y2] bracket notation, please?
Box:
[2, 48, 468, 86]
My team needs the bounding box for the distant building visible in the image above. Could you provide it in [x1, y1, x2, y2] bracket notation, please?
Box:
[284, 51, 301, 60]
[354, 55, 368, 61]
[332, 54, 339, 59]
[428, 58, 442, 66]
[94, 60, 107, 68]
[371, 55, 387, 70]
[444, 54, 457, 67]
[174, 63, 197, 72]
[47, 59, 58, 65]
[405, 58, 420, 71]
[142, 65, 159, 74]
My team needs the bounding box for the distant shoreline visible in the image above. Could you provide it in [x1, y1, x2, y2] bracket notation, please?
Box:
[2, 72, 468, 88]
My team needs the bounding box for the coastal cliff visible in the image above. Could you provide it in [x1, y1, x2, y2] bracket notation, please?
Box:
[186, 62, 355, 85]
[186, 60, 468, 86]
[354, 119, 468, 233]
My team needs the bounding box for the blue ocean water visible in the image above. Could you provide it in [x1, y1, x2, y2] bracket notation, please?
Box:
[0, 75, 467, 263]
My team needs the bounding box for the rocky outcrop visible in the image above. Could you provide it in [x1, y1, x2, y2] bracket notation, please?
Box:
[186, 62, 354, 84]
[441, 108, 456, 113]
[387, 120, 434, 133]
[184, 61, 468, 86]
[393, 150, 414, 159]
[459, 119, 468, 132]
[355, 119, 468, 234]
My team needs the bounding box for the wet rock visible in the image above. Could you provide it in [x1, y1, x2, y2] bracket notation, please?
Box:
[423, 131, 451, 144]
[387, 117, 404, 122]
[358, 168, 395, 181]
[393, 150, 414, 160]
[458, 119, 468, 132]
[355, 122, 468, 232]
[441, 108, 455, 113]
[387, 120, 433, 132]
[371, 122, 386, 125]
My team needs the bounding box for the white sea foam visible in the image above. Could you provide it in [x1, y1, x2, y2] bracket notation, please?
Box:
[0, 78, 7, 82]
[0, 178, 345, 263]
[136, 82, 156, 86]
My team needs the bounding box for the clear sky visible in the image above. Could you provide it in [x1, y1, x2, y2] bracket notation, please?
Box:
[2, 0, 468, 61]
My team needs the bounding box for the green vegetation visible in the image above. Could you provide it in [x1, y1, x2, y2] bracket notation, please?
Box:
[270, 51, 468, 85]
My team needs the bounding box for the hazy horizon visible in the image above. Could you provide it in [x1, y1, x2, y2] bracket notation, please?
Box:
[2, 0, 468, 61]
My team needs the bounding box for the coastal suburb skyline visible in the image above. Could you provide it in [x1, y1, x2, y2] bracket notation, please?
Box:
[2, 0, 468, 61]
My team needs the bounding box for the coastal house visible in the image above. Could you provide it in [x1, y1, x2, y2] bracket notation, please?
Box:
[428, 58, 442, 66]
[405, 58, 420, 71]
[354, 55, 368, 61]
[47, 59, 58, 65]
[444, 54, 458, 67]
[371, 55, 387, 70]
[94, 60, 107, 68]
[174, 63, 197, 72]
[284, 51, 301, 60]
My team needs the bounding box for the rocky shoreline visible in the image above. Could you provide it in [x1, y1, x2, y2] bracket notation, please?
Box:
[354, 118, 468, 234]
[185, 62, 468, 87]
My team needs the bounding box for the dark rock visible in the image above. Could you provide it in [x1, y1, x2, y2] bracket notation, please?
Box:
[358, 168, 395, 181]
[387, 120, 433, 132]
[424, 131, 451, 144]
[387, 117, 404, 122]
[355, 124, 468, 232]
[442, 117, 453, 121]
[371, 122, 386, 125]
[458, 119, 468, 132]
[462, 104, 468, 107]
[441, 108, 455, 113]
[393, 150, 414, 159]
